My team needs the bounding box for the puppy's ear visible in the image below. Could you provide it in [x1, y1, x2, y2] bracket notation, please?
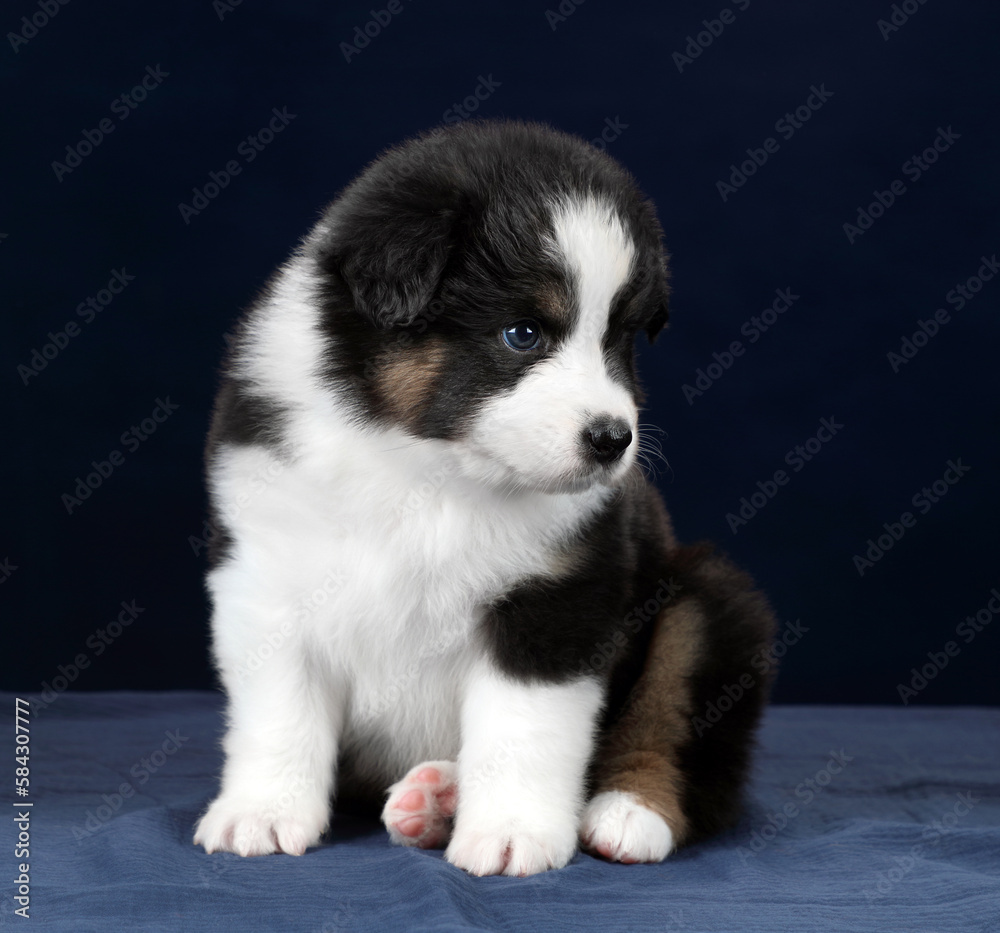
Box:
[319, 186, 460, 330]
[645, 260, 671, 343]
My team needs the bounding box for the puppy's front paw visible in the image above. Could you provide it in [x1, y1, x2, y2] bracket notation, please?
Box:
[446, 819, 578, 877]
[382, 760, 457, 849]
[580, 790, 674, 863]
[193, 796, 328, 857]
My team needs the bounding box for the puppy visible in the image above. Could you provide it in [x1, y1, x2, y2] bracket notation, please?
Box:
[193, 119, 776, 875]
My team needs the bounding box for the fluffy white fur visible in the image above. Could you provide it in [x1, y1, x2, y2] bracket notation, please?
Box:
[580, 791, 675, 863]
[194, 194, 658, 873]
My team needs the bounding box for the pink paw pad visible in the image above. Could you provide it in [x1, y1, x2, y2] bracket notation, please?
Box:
[382, 761, 458, 850]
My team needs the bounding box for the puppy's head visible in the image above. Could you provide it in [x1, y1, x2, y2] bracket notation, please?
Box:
[314, 119, 670, 494]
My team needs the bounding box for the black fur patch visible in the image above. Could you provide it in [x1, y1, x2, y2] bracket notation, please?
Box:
[208, 380, 288, 449]
[481, 476, 675, 683]
[202, 306, 289, 569]
[203, 499, 234, 570]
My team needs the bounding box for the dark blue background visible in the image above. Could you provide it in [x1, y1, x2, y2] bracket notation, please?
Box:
[4, 0, 998, 704]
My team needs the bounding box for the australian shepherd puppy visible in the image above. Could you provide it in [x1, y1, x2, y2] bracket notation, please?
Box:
[193, 119, 776, 876]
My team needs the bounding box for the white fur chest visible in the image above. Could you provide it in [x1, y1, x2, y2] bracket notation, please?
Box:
[208, 422, 606, 778]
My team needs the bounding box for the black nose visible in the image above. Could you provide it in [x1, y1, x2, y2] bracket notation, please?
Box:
[583, 418, 633, 464]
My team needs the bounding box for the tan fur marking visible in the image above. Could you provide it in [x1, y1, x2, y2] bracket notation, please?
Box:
[535, 283, 572, 325]
[375, 339, 447, 427]
[592, 599, 706, 846]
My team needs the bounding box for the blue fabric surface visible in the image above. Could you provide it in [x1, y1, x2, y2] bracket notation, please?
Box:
[8, 691, 999, 932]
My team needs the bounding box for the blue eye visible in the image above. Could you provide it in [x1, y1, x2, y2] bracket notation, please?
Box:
[502, 320, 541, 351]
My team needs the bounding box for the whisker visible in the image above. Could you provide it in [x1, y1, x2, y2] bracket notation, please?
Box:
[377, 440, 427, 454]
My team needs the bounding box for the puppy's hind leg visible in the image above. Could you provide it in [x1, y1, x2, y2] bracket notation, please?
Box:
[581, 544, 777, 862]
[580, 599, 701, 863]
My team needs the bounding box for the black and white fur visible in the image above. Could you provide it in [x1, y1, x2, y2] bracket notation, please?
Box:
[193, 120, 775, 875]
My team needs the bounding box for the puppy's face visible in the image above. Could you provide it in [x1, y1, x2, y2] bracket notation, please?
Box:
[317, 123, 670, 495]
[459, 195, 645, 493]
